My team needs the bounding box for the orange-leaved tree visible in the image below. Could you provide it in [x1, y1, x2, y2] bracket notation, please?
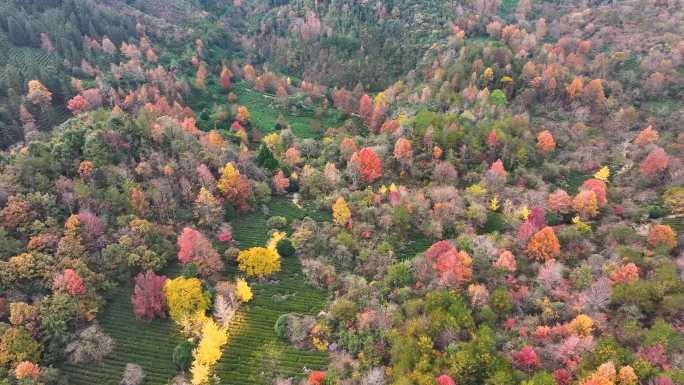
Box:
[572, 190, 598, 219]
[348, 147, 382, 184]
[536, 130, 556, 154]
[647, 224, 676, 252]
[219, 65, 232, 89]
[525, 226, 560, 262]
[218, 162, 252, 212]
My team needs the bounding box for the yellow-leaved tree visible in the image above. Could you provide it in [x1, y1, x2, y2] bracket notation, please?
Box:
[191, 361, 210, 385]
[191, 318, 229, 385]
[193, 187, 222, 227]
[164, 277, 210, 323]
[236, 247, 280, 278]
[567, 314, 593, 337]
[267, 231, 286, 251]
[235, 278, 253, 302]
[217, 163, 239, 192]
[217, 162, 251, 212]
[593, 166, 610, 182]
[332, 197, 351, 226]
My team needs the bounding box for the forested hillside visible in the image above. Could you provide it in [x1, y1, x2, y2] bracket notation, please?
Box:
[0, 1, 683, 385]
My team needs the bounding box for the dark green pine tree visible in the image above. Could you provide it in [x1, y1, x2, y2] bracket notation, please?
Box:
[7, 16, 27, 46]
[255, 143, 279, 171]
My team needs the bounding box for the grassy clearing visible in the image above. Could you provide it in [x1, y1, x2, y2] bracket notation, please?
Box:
[499, 0, 519, 18]
[61, 267, 184, 385]
[394, 235, 432, 261]
[662, 216, 683, 234]
[555, 170, 591, 195]
[218, 197, 329, 384]
[185, 78, 346, 139]
[232, 84, 344, 139]
[231, 197, 331, 249]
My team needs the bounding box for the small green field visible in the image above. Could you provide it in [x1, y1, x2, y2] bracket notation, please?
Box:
[230, 197, 331, 249]
[60, 267, 184, 385]
[499, 0, 519, 18]
[218, 197, 329, 384]
[0, 33, 62, 84]
[662, 216, 683, 234]
[232, 84, 344, 139]
[217, 256, 328, 384]
[186, 78, 346, 139]
[555, 170, 591, 195]
[394, 235, 432, 260]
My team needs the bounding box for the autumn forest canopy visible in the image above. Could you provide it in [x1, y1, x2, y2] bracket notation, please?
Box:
[0, 0, 683, 385]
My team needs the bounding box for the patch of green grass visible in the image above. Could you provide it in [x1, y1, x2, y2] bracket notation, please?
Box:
[232, 83, 344, 138]
[499, 0, 519, 18]
[184, 78, 345, 139]
[555, 170, 591, 195]
[219, 197, 329, 384]
[394, 235, 432, 261]
[662, 217, 683, 234]
[231, 197, 331, 248]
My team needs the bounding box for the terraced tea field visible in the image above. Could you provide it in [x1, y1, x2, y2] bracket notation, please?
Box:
[395, 235, 432, 261]
[662, 216, 683, 234]
[217, 198, 329, 384]
[232, 84, 344, 139]
[63, 197, 329, 384]
[217, 259, 328, 384]
[185, 76, 346, 139]
[60, 266, 184, 385]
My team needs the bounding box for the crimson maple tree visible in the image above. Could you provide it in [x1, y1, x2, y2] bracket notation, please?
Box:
[131, 271, 168, 321]
[349, 147, 382, 184]
[177, 227, 224, 276]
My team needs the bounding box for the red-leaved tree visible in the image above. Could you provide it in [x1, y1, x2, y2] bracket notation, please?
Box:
[332, 88, 354, 113]
[425, 240, 472, 289]
[359, 94, 373, 126]
[131, 271, 168, 321]
[177, 227, 224, 276]
[272, 170, 290, 194]
[514, 345, 540, 370]
[640, 147, 669, 176]
[436, 374, 456, 385]
[348, 147, 382, 184]
[53, 269, 86, 296]
[548, 189, 572, 214]
[308, 371, 326, 385]
[67, 95, 91, 115]
[220, 65, 232, 89]
[580, 178, 607, 207]
[489, 159, 507, 179]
